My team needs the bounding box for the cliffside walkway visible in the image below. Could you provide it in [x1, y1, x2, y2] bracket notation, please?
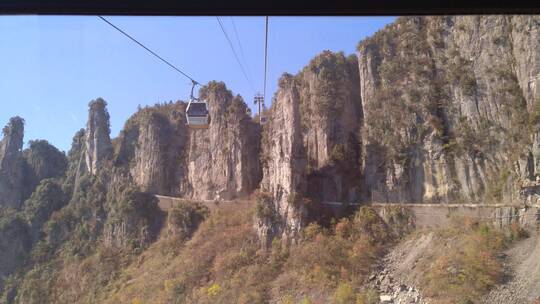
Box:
[155, 194, 247, 212]
[154, 194, 539, 229]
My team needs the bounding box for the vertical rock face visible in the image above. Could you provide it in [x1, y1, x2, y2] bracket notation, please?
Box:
[184, 81, 261, 200]
[256, 16, 538, 244]
[257, 52, 362, 245]
[114, 82, 261, 201]
[84, 98, 113, 175]
[258, 74, 308, 247]
[358, 16, 540, 204]
[298, 52, 362, 203]
[0, 117, 25, 209]
[115, 102, 188, 195]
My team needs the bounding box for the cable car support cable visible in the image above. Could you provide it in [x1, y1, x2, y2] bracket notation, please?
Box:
[97, 15, 199, 85]
[98, 15, 208, 128]
[216, 16, 255, 91]
[230, 17, 252, 82]
[263, 16, 269, 105]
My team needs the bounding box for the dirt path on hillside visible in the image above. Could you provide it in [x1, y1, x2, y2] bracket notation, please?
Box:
[483, 228, 540, 304]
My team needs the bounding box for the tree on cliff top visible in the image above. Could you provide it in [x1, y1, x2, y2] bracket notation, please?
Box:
[2, 116, 24, 137]
[88, 97, 111, 135]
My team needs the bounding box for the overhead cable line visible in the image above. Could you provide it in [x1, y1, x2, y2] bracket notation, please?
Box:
[216, 16, 254, 91]
[97, 15, 199, 85]
[263, 16, 269, 104]
[230, 17, 252, 81]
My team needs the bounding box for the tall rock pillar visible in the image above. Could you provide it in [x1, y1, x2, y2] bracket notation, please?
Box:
[0, 117, 25, 209]
[257, 74, 308, 248]
[84, 98, 113, 175]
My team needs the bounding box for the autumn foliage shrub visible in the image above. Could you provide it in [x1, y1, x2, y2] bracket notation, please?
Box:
[273, 206, 394, 302]
[420, 219, 527, 304]
[92, 205, 395, 304]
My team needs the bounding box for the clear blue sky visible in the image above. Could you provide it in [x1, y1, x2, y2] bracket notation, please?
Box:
[0, 16, 395, 152]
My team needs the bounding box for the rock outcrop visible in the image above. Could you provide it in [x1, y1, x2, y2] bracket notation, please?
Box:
[256, 16, 539, 244]
[257, 74, 308, 247]
[114, 82, 261, 200]
[115, 102, 188, 195]
[184, 82, 261, 200]
[358, 16, 540, 204]
[63, 128, 86, 195]
[257, 52, 361, 245]
[298, 52, 362, 203]
[0, 117, 25, 209]
[84, 98, 113, 175]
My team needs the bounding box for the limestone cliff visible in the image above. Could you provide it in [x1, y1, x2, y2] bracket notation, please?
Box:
[257, 74, 308, 247]
[0, 117, 25, 209]
[115, 102, 188, 195]
[115, 82, 261, 201]
[84, 98, 113, 175]
[298, 52, 362, 203]
[256, 16, 539, 244]
[358, 15, 540, 204]
[184, 81, 261, 200]
[257, 52, 361, 246]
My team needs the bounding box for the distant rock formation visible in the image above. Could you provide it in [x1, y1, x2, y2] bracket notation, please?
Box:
[0, 117, 25, 209]
[115, 82, 261, 200]
[115, 102, 188, 195]
[84, 98, 113, 175]
[184, 81, 261, 200]
[256, 52, 361, 246]
[22, 140, 67, 199]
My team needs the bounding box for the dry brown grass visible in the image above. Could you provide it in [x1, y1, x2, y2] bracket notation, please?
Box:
[419, 218, 527, 304]
[13, 202, 398, 304]
[95, 205, 396, 304]
[100, 202, 267, 304]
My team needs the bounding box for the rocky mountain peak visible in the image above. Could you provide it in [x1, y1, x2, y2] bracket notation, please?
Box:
[110, 81, 260, 200]
[184, 81, 261, 200]
[116, 101, 188, 195]
[0, 117, 25, 209]
[0, 116, 24, 158]
[84, 98, 113, 174]
[256, 51, 362, 246]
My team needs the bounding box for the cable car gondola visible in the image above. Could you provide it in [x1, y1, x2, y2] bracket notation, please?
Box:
[186, 80, 210, 129]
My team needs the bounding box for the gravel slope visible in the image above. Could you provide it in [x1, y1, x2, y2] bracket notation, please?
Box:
[483, 228, 540, 304]
[367, 233, 435, 304]
[367, 227, 540, 304]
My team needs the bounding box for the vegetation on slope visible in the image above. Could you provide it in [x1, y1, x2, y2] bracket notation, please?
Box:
[0, 164, 164, 304]
[69, 204, 395, 304]
[417, 218, 529, 304]
[2, 189, 530, 304]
